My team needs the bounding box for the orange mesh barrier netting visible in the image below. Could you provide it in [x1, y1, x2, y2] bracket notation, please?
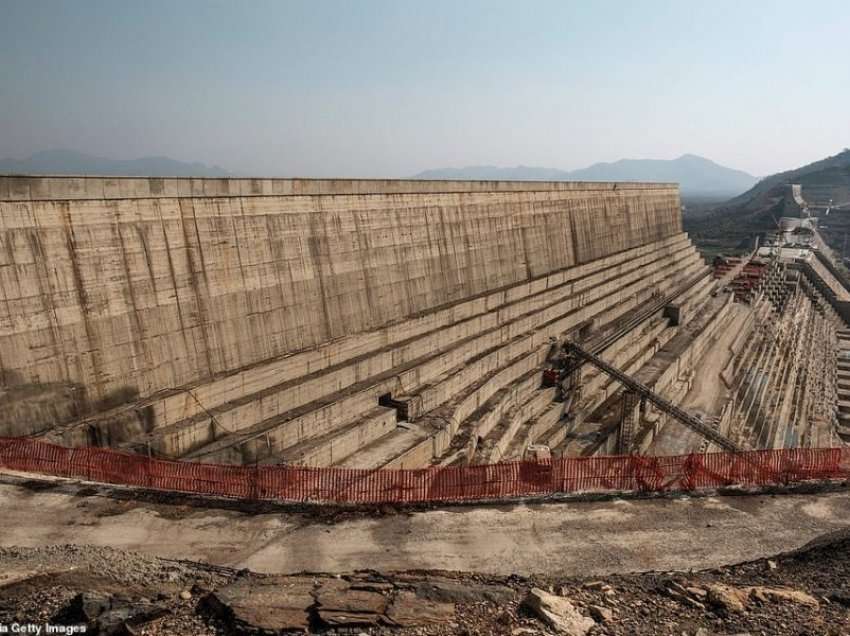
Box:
[0, 437, 846, 505]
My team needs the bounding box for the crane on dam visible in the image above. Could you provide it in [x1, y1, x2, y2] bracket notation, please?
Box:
[551, 340, 742, 453]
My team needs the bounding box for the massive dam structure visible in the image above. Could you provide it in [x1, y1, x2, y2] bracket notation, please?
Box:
[0, 175, 845, 472]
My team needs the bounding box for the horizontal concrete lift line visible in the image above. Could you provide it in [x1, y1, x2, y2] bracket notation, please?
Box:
[563, 341, 742, 452]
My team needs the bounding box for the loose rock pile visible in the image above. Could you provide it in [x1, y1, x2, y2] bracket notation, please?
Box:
[3, 530, 850, 634]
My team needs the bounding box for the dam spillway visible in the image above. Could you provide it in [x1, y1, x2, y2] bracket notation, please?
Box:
[0, 176, 841, 469]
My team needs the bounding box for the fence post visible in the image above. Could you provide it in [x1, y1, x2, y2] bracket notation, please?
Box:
[681, 453, 699, 491]
[251, 463, 260, 500]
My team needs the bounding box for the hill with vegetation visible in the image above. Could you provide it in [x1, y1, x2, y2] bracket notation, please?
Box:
[685, 149, 850, 257]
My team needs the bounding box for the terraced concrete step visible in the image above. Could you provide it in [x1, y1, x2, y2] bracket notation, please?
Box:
[580, 294, 735, 457]
[460, 260, 703, 467]
[472, 372, 543, 442]
[375, 255, 705, 469]
[530, 402, 569, 447]
[677, 272, 716, 313]
[399, 246, 700, 419]
[66, 235, 696, 434]
[474, 385, 558, 464]
[335, 422, 432, 470]
[180, 382, 389, 465]
[580, 317, 679, 416]
[134, 240, 702, 460]
[182, 335, 545, 466]
[272, 406, 398, 468]
[50, 233, 694, 449]
[836, 414, 850, 435]
[158, 241, 703, 469]
[500, 397, 565, 462]
[555, 419, 612, 457]
[454, 370, 543, 464]
[534, 418, 571, 454]
[574, 263, 709, 397]
[505, 275, 710, 462]
[582, 313, 671, 380]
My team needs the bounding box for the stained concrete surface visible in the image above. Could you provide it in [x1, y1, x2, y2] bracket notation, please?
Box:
[2, 472, 849, 578]
[0, 177, 680, 409]
[649, 303, 751, 455]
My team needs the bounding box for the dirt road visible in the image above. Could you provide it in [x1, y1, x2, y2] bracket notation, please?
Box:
[3, 472, 850, 577]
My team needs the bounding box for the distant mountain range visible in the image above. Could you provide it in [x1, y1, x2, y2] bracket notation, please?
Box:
[413, 154, 758, 198]
[0, 150, 232, 177]
[3, 150, 761, 199]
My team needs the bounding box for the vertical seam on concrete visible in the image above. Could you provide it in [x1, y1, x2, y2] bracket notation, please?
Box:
[27, 209, 73, 387]
[188, 198, 217, 375]
[423, 204, 446, 313]
[137, 224, 159, 293]
[114, 200, 147, 393]
[351, 211, 377, 328]
[324, 204, 344, 337]
[0, 233, 12, 381]
[156, 200, 194, 385]
[230, 199, 249, 365]
[264, 212, 292, 352]
[61, 201, 105, 406]
[462, 209, 476, 298]
[440, 207, 464, 302]
[136, 220, 176, 388]
[307, 203, 333, 342]
[520, 224, 533, 281]
[568, 200, 581, 267]
[392, 204, 414, 315]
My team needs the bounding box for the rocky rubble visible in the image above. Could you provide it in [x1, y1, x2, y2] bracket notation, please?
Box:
[521, 588, 595, 635]
[203, 574, 484, 633]
[3, 530, 850, 634]
[54, 592, 170, 634]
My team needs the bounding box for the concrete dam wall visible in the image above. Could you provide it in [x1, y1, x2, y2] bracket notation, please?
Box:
[0, 176, 680, 403]
[1, 176, 693, 468]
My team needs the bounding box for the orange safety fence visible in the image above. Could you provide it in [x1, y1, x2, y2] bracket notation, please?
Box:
[0, 437, 848, 505]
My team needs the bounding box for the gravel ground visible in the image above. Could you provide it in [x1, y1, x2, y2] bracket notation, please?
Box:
[0, 545, 226, 587]
[2, 531, 850, 635]
[0, 545, 234, 635]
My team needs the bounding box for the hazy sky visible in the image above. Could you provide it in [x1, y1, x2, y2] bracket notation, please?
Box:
[2, 0, 849, 177]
